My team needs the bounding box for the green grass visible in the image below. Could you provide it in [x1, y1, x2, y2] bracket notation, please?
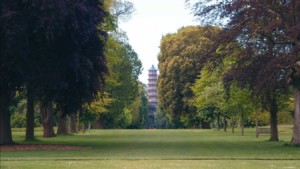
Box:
[1, 126, 300, 168]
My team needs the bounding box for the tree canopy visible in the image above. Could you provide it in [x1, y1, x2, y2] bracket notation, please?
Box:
[0, 0, 108, 144]
[188, 0, 300, 144]
[158, 25, 220, 128]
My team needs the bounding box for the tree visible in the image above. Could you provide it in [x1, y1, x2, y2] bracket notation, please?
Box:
[103, 0, 135, 31]
[138, 84, 149, 128]
[0, 1, 29, 144]
[188, 0, 300, 144]
[109, 0, 135, 23]
[81, 92, 113, 129]
[126, 83, 148, 129]
[191, 66, 225, 129]
[191, 56, 254, 133]
[88, 0, 142, 129]
[158, 26, 221, 128]
[22, 0, 108, 136]
[0, 0, 108, 142]
[91, 33, 142, 128]
[227, 84, 254, 136]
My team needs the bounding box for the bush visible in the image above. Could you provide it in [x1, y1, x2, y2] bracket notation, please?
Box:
[11, 113, 26, 128]
[278, 111, 293, 124]
[11, 113, 41, 128]
[248, 111, 270, 127]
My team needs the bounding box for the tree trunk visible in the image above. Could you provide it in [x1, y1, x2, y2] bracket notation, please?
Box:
[95, 118, 104, 129]
[223, 116, 227, 132]
[270, 99, 279, 141]
[291, 88, 300, 145]
[201, 119, 210, 129]
[217, 112, 220, 130]
[57, 111, 68, 135]
[211, 111, 215, 129]
[241, 111, 244, 136]
[0, 87, 13, 145]
[256, 108, 259, 138]
[231, 118, 235, 134]
[26, 87, 35, 141]
[40, 102, 55, 138]
[77, 110, 81, 131]
[68, 114, 76, 133]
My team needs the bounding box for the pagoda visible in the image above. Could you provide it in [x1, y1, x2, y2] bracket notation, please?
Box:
[147, 65, 158, 128]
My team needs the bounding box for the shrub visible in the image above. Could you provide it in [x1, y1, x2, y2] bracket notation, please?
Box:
[11, 113, 26, 128]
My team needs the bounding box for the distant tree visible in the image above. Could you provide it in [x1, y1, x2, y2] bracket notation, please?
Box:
[93, 35, 142, 128]
[109, 0, 135, 23]
[158, 26, 220, 128]
[127, 83, 148, 129]
[103, 0, 135, 31]
[227, 84, 254, 136]
[139, 84, 149, 128]
[191, 65, 226, 130]
[155, 107, 172, 129]
[81, 92, 113, 129]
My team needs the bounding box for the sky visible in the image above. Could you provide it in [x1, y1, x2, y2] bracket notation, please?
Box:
[119, 0, 198, 84]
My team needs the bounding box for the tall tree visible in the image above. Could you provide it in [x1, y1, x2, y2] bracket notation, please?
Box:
[158, 26, 220, 128]
[0, 0, 108, 141]
[48, 0, 108, 134]
[81, 0, 141, 129]
[0, 1, 29, 144]
[189, 0, 300, 144]
[100, 36, 142, 128]
[191, 66, 226, 129]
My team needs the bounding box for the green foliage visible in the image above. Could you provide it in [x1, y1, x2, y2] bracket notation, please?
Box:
[10, 94, 40, 128]
[81, 92, 113, 125]
[158, 25, 221, 128]
[277, 96, 294, 124]
[82, 30, 142, 128]
[191, 66, 225, 110]
[190, 55, 239, 129]
[155, 107, 172, 128]
[101, 36, 142, 128]
[11, 113, 26, 128]
[80, 0, 142, 129]
[191, 57, 255, 129]
[224, 84, 254, 129]
[248, 111, 270, 127]
[189, 0, 300, 143]
[126, 83, 149, 129]
[277, 112, 293, 125]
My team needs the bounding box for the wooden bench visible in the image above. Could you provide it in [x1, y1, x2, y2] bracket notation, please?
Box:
[258, 127, 270, 136]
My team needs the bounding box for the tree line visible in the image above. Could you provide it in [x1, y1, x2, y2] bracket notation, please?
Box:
[157, 0, 300, 145]
[0, 0, 148, 145]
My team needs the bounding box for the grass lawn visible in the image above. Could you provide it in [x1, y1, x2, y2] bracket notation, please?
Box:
[1, 126, 300, 169]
